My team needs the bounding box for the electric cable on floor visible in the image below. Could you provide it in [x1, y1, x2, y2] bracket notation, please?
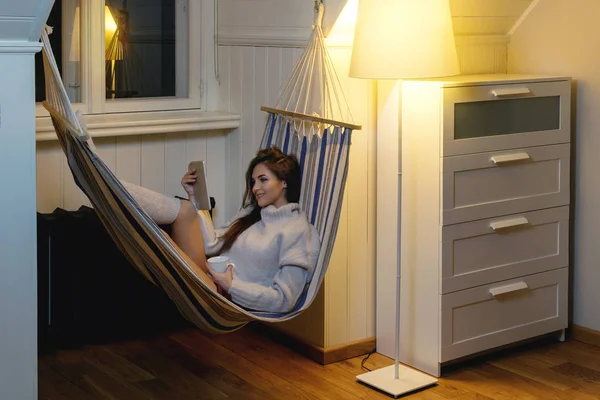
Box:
[361, 351, 375, 372]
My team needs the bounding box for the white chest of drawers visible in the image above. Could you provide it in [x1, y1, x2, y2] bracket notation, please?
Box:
[392, 74, 571, 377]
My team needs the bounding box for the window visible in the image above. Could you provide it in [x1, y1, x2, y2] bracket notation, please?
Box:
[36, 0, 203, 117]
[104, 0, 188, 100]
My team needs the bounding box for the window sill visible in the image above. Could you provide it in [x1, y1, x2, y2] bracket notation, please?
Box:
[36, 109, 241, 141]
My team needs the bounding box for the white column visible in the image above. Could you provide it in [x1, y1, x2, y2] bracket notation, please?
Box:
[0, 41, 41, 400]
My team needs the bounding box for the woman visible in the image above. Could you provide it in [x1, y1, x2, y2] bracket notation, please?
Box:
[124, 147, 320, 313]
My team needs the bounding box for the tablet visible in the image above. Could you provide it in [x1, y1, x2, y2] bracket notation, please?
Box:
[188, 160, 211, 210]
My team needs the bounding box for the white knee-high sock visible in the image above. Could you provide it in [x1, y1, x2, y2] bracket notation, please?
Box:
[122, 181, 181, 225]
[77, 113, 180, 225]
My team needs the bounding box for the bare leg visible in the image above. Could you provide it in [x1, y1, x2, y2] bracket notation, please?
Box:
[171, 200, 209, 274]
[163, 231, 217, 292]
[121, 181, 215, 290]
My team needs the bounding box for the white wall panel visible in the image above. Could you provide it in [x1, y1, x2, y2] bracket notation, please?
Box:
[266, 47, 282, 106]
[456, 36, 509, 74]
[337, 47, 376, 343]
[253, 46, 268, 155]
[240, 46, 257, 174]
[226, 47, 244, 219]
[94, 137, 117, 172]
[205, 131, 228, 226]
[141, 135, 166, 193]
[115, 136, 142, 185]
[61, 148, 90, 210]
[164, 132, 189, 200]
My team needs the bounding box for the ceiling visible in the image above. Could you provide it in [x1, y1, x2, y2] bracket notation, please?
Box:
[450, 0, 535, 36]
[324, 0, 538, 43]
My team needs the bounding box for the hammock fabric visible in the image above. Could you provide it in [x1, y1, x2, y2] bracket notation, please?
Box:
[40, 17, 355, 334]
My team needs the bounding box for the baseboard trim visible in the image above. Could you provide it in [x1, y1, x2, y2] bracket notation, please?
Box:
[571, 324, 600, 348]
[320, 337, 377, 365]
[256, 324, 376, 365]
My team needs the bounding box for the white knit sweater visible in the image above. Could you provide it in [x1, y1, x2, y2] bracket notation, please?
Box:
[197, 203, 320, 313]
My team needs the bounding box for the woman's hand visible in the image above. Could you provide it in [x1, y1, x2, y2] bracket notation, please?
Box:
[208, 264, 234, 293]
[181, 168, 197, 199]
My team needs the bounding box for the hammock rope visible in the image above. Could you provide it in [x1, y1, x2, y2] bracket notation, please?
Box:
[40, 1, 359, 334]
[265, 1, 361, 135]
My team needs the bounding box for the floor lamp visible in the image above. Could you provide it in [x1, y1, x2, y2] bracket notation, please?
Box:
[349, 0, 460, 397]
[105, 5, 124, 99]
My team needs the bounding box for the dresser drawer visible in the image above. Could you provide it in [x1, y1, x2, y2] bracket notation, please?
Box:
[442, 144, 570, 225]
[440, 206, 569, 294]
[440, 268, 568, 362]
[442, 80, 570, 156]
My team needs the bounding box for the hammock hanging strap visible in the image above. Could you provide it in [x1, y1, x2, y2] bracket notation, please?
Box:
[262, 1, 361, 135]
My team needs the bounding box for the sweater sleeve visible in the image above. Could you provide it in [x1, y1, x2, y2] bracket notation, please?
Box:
[228, 266, 309, 313]
[197, 207, 252, 257]
[228, 220, 321, 312]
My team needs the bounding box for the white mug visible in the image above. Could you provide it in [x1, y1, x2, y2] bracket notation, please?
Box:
[207, 255, 235, 274]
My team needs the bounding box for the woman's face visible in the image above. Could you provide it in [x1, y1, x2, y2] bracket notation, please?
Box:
[251, 162, 288, 208]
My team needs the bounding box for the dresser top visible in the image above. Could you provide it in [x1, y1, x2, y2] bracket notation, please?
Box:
[403, 74, 571, 87]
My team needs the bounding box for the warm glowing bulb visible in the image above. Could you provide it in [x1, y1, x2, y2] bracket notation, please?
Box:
[105, 5, 118, 53]
[105, 6, 117, 33]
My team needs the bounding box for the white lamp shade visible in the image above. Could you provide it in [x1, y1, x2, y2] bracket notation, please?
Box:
[349, 0, 460, 79]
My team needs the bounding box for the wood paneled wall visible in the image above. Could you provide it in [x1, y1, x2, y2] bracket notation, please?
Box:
[36, 130, 230, 228]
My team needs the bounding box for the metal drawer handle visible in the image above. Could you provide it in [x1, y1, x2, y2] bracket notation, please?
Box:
[490, 216, 529, 231]
[491, 152, 531, 164]
[491, 88, 532, 97]
[489, 281, 529, 296]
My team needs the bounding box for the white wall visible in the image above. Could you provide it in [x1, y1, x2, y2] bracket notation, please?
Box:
[507, 0, 600, 331]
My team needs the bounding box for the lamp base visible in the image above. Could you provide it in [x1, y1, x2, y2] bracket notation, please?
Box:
[356, 364, 438, 398]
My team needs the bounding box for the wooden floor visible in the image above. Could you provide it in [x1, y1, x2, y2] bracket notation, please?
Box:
[39, 324, 600, 399]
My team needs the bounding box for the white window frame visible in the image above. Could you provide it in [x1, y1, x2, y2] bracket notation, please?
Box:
[36, 0, 206, 118]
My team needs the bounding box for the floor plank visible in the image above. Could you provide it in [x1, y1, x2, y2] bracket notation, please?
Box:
[489, 354, 582, 390]
[193, 328, 366, 399]
[38, 361, 95, 400]
[170, 330, 320, 400]
[110, 339, 228, 400]
[43, 349, 152, 399]
[39, 324, 600, 400]
[551, 362, 600, 382]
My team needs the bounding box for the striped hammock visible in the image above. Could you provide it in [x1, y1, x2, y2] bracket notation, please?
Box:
[40, 26, 355, 334]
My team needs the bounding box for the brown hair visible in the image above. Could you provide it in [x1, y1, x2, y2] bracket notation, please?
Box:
[220, 146, 301, 252]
